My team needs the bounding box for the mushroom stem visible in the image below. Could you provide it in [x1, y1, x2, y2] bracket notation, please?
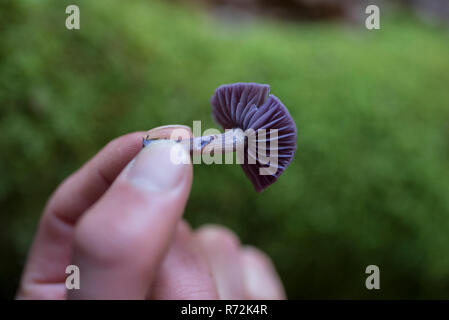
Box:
[143, 128, 246, 155]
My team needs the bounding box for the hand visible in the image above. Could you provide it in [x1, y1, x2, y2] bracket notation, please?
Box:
[16, 126, 286, 299]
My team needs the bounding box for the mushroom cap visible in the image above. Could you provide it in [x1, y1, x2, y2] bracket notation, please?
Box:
[211, 83, 297, 192]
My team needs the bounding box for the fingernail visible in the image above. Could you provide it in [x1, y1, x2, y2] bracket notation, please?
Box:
[127, 141, 190, 192]
[144, 125, 192, 140]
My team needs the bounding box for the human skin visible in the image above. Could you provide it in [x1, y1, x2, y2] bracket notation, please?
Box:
[16, 126, 286, 300]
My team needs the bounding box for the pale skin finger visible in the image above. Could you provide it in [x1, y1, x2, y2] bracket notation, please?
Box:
[240, 246, 286, 300]
[68, 134, 193, 299]
[195, 225, 286, 300]
[195, 225, 246, 300]
[17, 131, 145, 299]
[17, 126, 192, 300]
[150, 221, 218, 300]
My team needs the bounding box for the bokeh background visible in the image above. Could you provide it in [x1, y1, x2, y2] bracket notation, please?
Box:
[1, 0, 449, 299]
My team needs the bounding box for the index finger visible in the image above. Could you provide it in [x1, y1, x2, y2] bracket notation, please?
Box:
[17, 130, 151, 299]
[18, 126, 192, 299]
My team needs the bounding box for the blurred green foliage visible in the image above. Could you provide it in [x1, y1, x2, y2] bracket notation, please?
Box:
[1, 0, 449, 299]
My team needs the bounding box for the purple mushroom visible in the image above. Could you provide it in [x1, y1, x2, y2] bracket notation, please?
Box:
[211, 83, 297, 191]
[143, 83, 297, 192]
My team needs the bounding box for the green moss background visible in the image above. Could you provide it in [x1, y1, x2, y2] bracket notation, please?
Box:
[1, 0, 449, 299]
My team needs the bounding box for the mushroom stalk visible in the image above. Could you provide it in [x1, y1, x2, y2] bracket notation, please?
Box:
[143, 128, 246, 155]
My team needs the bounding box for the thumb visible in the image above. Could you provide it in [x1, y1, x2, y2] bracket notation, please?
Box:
[68, 141, 192, 299]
